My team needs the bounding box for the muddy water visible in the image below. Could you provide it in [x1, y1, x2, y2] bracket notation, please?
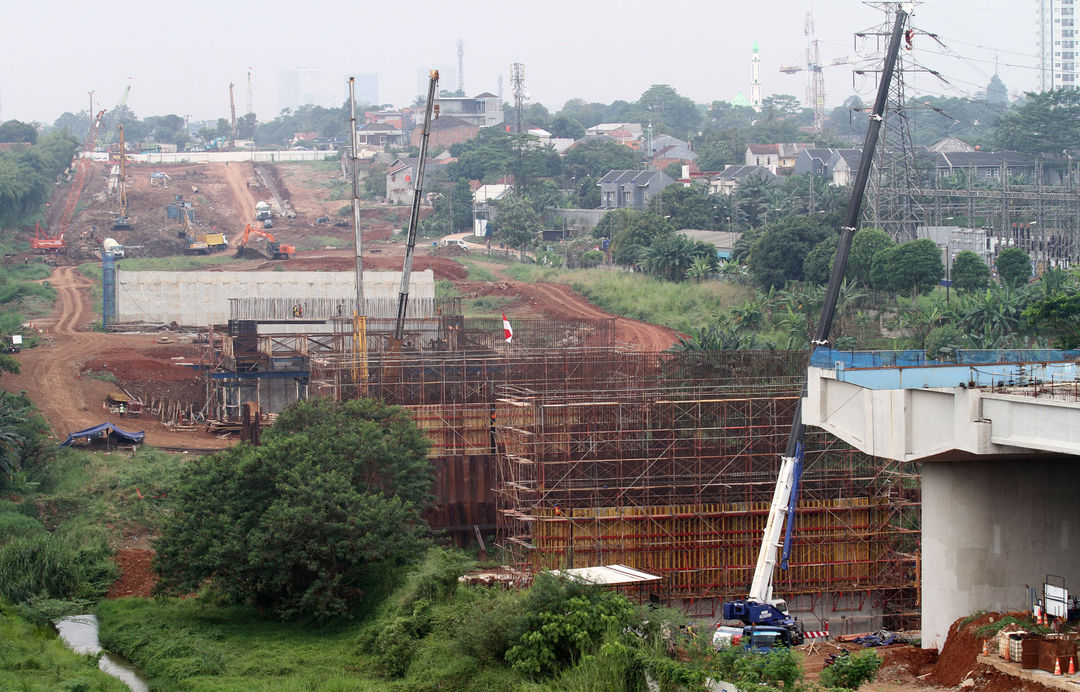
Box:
[54, 614, 148, 692]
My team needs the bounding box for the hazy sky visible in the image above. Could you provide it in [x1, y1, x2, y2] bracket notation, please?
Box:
[1, 1, 1035, 126]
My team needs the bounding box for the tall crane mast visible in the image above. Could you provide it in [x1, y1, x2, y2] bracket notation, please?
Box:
[57, 109, 107, 239]
[113, 123, 131, 230]
[229, 82, 238, 146]
[246, 68, 255, 117]
[393, 70, 439, 344]
[779, 11, 851, 133]
[723, 8, 909, 642]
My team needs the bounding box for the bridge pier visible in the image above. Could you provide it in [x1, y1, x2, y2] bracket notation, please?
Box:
[922, 457, 1080, 649]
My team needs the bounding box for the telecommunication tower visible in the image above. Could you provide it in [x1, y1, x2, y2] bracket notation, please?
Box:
[457, 40, 465, 94]
[511, 62, 527, 133]
[247, 68, 255, 118]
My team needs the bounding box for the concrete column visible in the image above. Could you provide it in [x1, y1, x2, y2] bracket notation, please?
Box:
[922, 458, 1080, 649]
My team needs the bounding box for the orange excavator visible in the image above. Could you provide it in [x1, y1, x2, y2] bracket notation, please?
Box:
[234, 223, 295, 260]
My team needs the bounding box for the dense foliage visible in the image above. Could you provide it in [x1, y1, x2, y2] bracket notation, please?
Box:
[0, 129, 79, 228]
[153, 397, 433, 621]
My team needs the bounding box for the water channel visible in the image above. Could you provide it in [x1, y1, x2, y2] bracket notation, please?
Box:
[54, 614, 149, 692]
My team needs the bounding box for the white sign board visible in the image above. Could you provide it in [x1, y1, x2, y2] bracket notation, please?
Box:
[11, 335, 22, 345]
[1046, 583, 1068, 618]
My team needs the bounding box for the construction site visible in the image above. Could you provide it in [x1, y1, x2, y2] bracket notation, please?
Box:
[183, 296, 920, 633]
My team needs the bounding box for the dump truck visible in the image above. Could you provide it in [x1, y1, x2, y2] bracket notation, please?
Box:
[103, 238, 125, 259]
[254, 201, 272, 221]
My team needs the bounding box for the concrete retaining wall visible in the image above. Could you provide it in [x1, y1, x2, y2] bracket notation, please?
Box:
[116, 270, 434, 327]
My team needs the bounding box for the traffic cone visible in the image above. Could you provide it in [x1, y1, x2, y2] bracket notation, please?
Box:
[982, 640, 989, 656]
[1055, 658, 1062, 676]
[1069, 657, 1076, 675]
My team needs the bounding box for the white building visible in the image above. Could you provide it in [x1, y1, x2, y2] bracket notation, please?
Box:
[1036, 0, 1079, 90]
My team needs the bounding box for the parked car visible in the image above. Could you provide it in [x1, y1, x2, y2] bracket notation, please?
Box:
[441, 238, 470, 251]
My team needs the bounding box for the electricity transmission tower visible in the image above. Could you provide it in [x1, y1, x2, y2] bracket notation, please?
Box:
[858, 2, 930, 242]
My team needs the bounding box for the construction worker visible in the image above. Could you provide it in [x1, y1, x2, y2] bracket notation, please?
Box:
[119, 403, 126, 418]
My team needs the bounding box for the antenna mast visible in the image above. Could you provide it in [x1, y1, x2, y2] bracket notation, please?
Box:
[457, 39, 465, 93]
[511, 63, 526, 133]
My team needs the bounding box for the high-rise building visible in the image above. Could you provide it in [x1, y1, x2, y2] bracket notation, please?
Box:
[1036, 0, 1079, 90]
[277, 68, 337, 112]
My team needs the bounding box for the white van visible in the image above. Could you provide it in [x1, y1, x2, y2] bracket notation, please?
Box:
[442, 238, 470, 251]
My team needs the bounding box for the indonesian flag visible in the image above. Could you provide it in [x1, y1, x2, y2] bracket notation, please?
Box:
[502, 313, 513, 343]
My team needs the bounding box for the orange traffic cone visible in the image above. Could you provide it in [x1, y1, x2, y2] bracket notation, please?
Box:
[1055, 658, 1063, 676]
[1070, 657, 1076, 675]
[982, 639, 989, 656]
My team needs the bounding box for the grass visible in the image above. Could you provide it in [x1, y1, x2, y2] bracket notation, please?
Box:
[113, 255, 237, 271]
[30, 447, 185, 539]
[500, 265, 753, 334]
[301, 235, 350, 250]
[98, 597, 390, 691]
[0, 604, 128, 691]
[463, 296, 513, 318]
[84, 370, 119, 384]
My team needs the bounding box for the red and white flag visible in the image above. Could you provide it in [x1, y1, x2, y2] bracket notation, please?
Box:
[502, 313, 513, 343]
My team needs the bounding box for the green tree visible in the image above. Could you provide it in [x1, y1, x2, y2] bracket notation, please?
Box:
[548, 114, 585, 139]
[847, 228, 895, 288]
[996, 246, 1032, 287]
[505, 574, 636, 679]
[490, 192, 541, 259]
[648, 184, 718, 230]
[876, 238, 945, 296]
[562, 139, 640, 182]
[995, 89, 1080, 154]
[153, 398, 433, 621]
[803, 234, 840, 285]
[0, 120, 37, 144]
[645, 233, 699, 281]
[594, 209, 674, 266]
[1023, 292, 1080, 348]
[748, 215, 832, 289]
[950, 250, 991, 292]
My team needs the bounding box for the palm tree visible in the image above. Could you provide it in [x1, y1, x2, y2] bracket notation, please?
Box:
[686, 255, 714, 283]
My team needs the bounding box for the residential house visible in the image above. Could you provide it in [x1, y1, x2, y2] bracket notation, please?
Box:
[585, 123, 643, 149]
[412, 114, 480, 148]
[709, 165, 776, 195]
[597, 170, 674, 210]
[649, 134, 698, 172]
[436, 93, 503, 128]
[928, 137, 975, 154]
[384, 157, 454, 204]
[932, 150, 1038, 183]
[793, 148, 834, 177]
[744, 143, 812, 175]
[365, 110, 405, 129]
[385, 158, 416, 204]
[355, 123, 406, 148]
[676, 229, 742, 260]
[827, 149, 863, 186]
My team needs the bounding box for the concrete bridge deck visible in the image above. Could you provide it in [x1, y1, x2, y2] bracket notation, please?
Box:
[802, 348, 1080, 648]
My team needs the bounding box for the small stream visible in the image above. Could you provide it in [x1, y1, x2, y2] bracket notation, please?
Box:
[54, 614, 149, 692]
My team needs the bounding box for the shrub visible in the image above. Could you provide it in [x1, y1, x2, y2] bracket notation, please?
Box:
[820, 649, 881, 689]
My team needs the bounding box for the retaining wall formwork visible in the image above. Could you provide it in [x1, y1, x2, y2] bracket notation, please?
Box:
[320, 348, 920, 630]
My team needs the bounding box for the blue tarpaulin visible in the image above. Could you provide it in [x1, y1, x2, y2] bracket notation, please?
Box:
[59, 422, 145, 447]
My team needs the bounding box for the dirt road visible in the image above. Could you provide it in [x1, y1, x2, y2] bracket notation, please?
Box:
[215, 162, 260, 232]
[520, 282, 680, 350]
[4, 266, 229, 450]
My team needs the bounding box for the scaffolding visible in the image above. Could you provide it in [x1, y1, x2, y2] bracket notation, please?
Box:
[202, 328, 919, 628]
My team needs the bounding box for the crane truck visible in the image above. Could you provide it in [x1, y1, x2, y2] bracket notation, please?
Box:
[718, 6, 908, 652]
[235, 223, 294, 260]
